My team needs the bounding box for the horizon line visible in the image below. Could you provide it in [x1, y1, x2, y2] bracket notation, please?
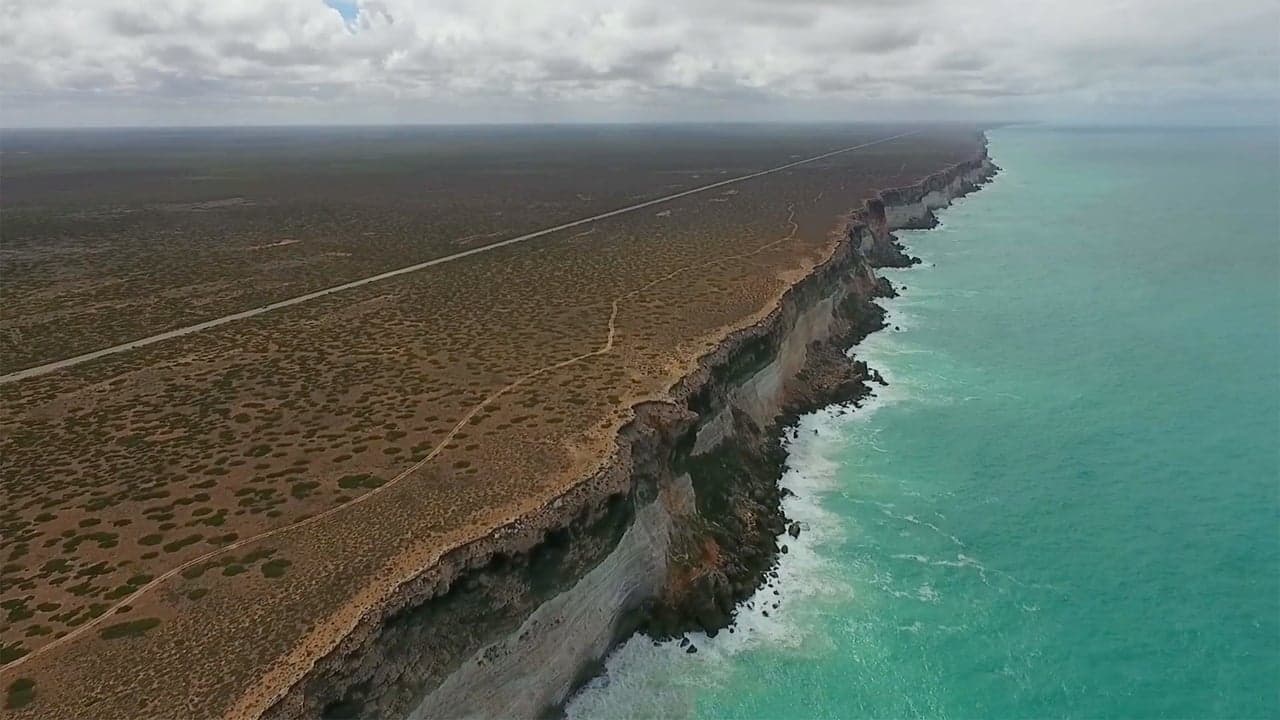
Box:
[3, 119, 1277, 133]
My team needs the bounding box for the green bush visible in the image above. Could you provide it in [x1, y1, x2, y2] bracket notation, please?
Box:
[0, 643, 27, 664]
[162, 534, 202, 553]
[260, 558, 292, 579]
[337, 474, 384, 490]
[5, 678, 35, 710]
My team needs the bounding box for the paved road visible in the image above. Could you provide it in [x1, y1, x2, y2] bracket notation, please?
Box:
[0, 131, 915, 386]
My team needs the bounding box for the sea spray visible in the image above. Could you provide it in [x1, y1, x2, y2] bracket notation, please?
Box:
[565, 405, 861, 720]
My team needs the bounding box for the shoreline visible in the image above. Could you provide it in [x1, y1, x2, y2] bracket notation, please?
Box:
[252, 135, 1000, 720]
[567, 168, 995, 714]
[561, 151, 1000, 714]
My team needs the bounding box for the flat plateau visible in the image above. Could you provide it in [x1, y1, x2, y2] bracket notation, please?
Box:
[0, 125, 991, 718]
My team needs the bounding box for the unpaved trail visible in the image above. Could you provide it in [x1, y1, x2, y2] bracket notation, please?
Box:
[0, 201, 805, 673]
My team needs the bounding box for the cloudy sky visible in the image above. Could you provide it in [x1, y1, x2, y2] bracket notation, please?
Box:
[1, 0, 1277, 127]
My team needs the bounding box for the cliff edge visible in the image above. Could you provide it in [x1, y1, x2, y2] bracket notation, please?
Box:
[260, 135, 999, 720]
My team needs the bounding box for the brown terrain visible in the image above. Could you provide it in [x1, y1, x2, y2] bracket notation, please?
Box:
[0, 125, 985, 717]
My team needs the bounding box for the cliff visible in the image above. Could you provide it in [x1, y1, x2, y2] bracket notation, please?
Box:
[260, 137, 999, 720]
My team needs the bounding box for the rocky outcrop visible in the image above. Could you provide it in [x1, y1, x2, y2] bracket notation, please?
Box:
[260, 138, 998, 720]
[878, 157, 993, 230]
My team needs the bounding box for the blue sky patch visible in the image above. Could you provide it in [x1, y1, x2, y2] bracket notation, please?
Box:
[324, 0, 359, 25]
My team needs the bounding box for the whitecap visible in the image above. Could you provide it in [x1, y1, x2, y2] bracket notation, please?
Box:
[567, 411, 855, 717]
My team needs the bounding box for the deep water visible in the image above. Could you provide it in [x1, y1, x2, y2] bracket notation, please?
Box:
[565, 127, 1280, 719]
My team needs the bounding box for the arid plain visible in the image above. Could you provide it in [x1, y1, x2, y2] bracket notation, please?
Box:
[0, 125, 983, 717]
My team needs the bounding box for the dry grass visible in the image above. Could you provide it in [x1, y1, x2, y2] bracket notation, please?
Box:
[0, 126, 982, 718]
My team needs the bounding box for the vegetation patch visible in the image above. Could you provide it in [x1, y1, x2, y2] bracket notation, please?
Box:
[5, 678, 35, 711]
[336, 474, 385, 490]
[260, 558, 292, 579]
[0, 642, 28, 664]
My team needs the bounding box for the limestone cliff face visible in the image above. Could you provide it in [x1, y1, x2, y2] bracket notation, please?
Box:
[260, 140, 998, 720]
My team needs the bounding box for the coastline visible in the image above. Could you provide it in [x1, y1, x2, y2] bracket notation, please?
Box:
[559, 126, 1280, 719]
[253, 135, 1000, 720]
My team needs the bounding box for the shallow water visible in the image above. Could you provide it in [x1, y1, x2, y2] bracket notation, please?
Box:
[566, 127, 1280, 719]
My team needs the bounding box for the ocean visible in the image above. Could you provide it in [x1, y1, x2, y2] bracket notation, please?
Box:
[565, 126, 1280, 719]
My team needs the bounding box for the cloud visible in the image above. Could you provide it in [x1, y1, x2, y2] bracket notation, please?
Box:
[0, 0, 1275, 126]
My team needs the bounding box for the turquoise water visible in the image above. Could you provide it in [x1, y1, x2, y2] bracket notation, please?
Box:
[567, 127, 1280, 719]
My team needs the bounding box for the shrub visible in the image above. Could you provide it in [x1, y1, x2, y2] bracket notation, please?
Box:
[0, 643, 28, 664]
[162, 534, 202, 553]
[5, 678, 34, 710]
[260, 559, 292, 579]
[337, 474, 384, 490]
[290, 481, 320, 499]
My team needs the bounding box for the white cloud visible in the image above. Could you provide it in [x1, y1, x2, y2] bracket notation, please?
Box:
[1, 0, 1276, 125]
